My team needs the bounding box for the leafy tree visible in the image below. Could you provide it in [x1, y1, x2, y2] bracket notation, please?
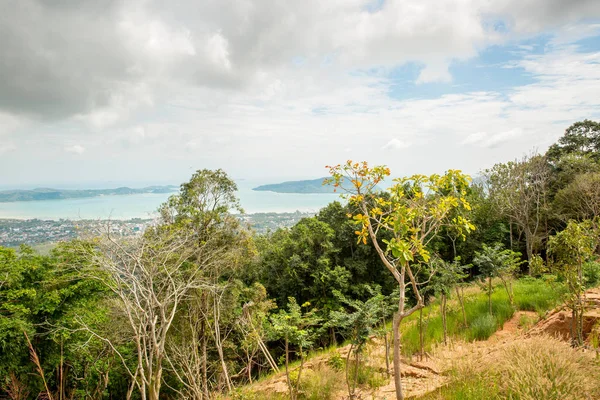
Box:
[0, 244, 114, 399]
[547, 120, 600, 162]
[269, 297, 320, 400]
[473, 244, 523, 314]
[326, 161, 474, 400]
[328, 287, 385, 399]
[553, 172, 600, 221]
[430, 258, 470, 344]
[548, 219, 598, 345]
[251, 217, 351, 343]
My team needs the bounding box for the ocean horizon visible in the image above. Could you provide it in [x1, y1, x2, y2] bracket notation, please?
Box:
[0, 180, 342, 220]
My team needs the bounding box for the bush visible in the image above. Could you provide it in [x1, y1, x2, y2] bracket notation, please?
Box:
[467, 314, 497, 341]
[583, 261, 600, 288]
[356, 363, 387, 390]
[299, 365, 343, 400]
[326, 352, 344, 371]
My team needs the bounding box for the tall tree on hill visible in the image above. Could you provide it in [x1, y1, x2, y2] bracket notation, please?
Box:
[485, 154, 551, 269]
[546, 120, 600, 163]
[326, 161, 474, 400]
[71, 169, 251, 400]
[554, 172, 600, 222]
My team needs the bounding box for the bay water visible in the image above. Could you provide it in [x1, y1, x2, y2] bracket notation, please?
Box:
[0, 180, 342, 220]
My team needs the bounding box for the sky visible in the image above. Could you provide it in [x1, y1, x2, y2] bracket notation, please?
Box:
[1, 0, 600, 187]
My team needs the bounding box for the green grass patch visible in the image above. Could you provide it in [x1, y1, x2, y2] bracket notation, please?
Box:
[400, 278, 565, 356]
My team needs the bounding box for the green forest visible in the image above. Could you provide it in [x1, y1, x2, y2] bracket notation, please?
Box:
[2, 120, 600, 400]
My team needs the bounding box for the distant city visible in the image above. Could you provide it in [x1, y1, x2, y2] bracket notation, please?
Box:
[0, 211, 315, 248]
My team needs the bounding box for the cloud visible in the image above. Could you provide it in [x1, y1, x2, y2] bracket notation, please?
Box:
[0, 143, 16, 154]
[382, 138, 411, 151]
[2, 0, 598, 123]
[462, 128, 523, 148]
[462, 132, 488, 145]
[64, 144, 86, 155]
[0, 1, 600, 185]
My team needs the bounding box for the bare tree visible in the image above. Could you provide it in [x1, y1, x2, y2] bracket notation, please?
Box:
[73, 224, 225, 400]
[485, 154, 551, 267]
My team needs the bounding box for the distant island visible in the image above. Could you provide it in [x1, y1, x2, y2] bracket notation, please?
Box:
[0, 186, 178, 203]
[252, 177, 359, 194]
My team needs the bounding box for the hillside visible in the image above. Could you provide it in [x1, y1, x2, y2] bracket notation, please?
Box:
[0, 185, 177, 202]
[252, 177, 336, 193]
[252, 177, 382, 194]
[229, 281, 600, 400]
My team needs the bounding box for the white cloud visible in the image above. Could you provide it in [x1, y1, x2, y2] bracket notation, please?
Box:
[0, 143, 16, 154]
[416, 63, 452, 84]
[1, 1, 600, 184]
[382, 138, 411, 151]
[462, 132, 488, 145]
[64, 144, 86, 155]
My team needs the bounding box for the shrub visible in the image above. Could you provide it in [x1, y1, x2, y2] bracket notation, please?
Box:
[326, 352, 344, 371]
[467, 314, 497, 341]
[529, 254, 547, 277]
[299, 366, 343, 400]
[356, 363, 387, 390]
[583, 261, 600, 288]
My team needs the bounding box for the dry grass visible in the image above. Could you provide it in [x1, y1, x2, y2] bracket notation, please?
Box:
[495, 336, 600, 400]
[424, 335, 600, 400]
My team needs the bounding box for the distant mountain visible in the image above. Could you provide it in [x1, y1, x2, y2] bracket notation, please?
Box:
[0, 186, 178, 202]
[252, 178, 336, 194]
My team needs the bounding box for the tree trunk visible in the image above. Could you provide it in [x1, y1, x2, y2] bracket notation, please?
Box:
[201, 319, 209, 400]
[382, 314, 391, 377]
[392, 312, 404, 400]
[353, 351, 360, 399]
[148, 368, 162, 400]
[456, 286, 467, 327]
[345, 343, 354, 399]
[525, 229, 534, 275]
[284, 337, 294, 400]
[418, 307, 424, 361]
[441, 294, 448, 346]
[488, 277, 493, 315]
[500, 276, 514, 307]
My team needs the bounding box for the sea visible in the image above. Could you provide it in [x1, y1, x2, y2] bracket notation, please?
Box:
[0, 180, 342, 220]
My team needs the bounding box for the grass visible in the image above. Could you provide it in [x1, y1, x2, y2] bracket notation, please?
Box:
[299, 364, 344, 400]
[400, 277, 566, 356]
[421, 335, 600, 400]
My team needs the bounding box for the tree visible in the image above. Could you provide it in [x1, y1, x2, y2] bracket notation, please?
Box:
[0, 244, 112, 399]
[326, 161, 474, 400]
[158, 169, 253, 397]
[548, 219, 598, 346]
[473, 244, 523, 314]
[547, 120, 600, 162]
[553, 172, 600, 221]
[485, 154, 551, 267]
[269, 298, 319, 400]
[328, 287, 385, 399]
[71, 169, 249, 400]
[429, 258, 469, 344]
